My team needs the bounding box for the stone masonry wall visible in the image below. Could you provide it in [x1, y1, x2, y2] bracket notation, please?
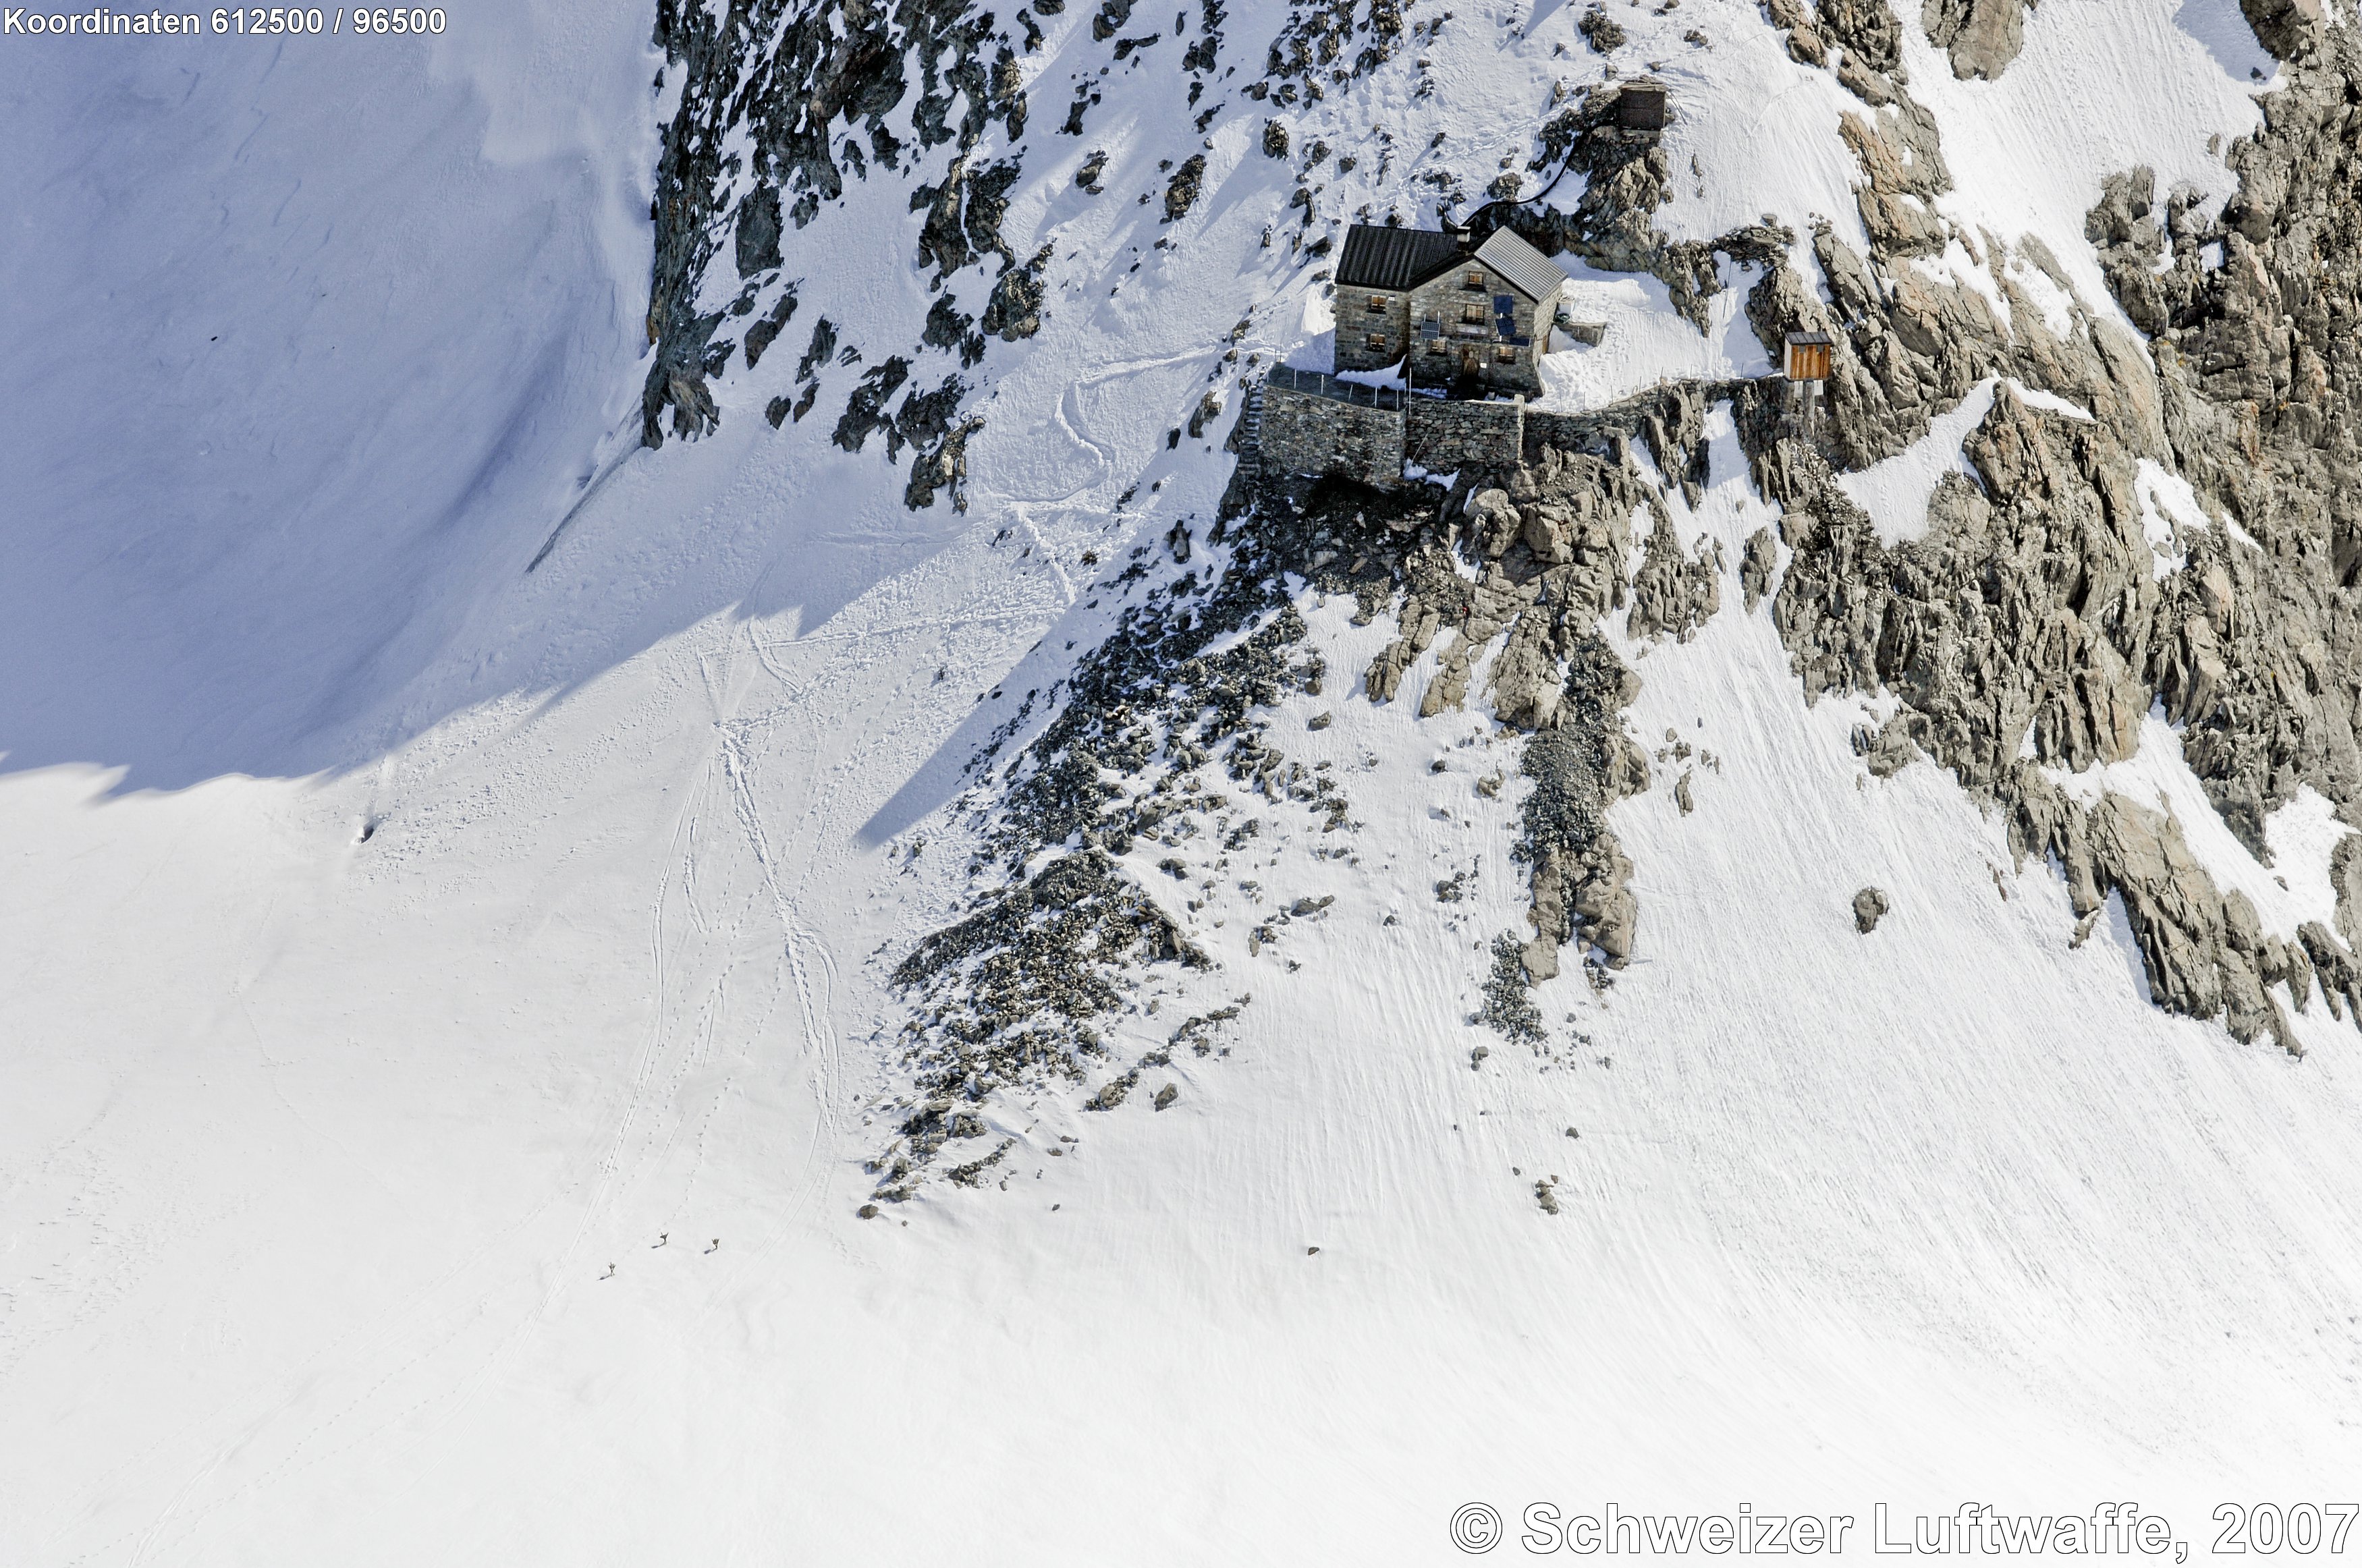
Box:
[1408, 262, 1547, 394]
[1260, 379, 1406, 487]
[1334, 283, 1411, 372]
[1405, 394, 1525, 473]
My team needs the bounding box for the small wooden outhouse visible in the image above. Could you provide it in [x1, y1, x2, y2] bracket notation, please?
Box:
[1784, 332, 1834, 383]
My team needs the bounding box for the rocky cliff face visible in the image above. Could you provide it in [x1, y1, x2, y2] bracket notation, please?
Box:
[1737, 0, 2362, 1053]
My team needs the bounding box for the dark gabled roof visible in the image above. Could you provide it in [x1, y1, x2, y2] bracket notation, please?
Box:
[1336, 225, 1466, 291]
[1473, 227, 1567, 304]
[1616, 80, 1669, 130]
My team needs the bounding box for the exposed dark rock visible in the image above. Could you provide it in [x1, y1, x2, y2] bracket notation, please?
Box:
[2241, 0, 2324, 62]
[1163, 155, 1209, 222]
[1577, 5, 1626, 51]
[1626, 515, 1722, 642]
[1259, 0, 1404, 91]
[1516, 634, 1647, 977]
[1850, 715, 1922, 777]
[743, 287, 798, 369]
[833, 357, 912, 453]
[914, 155, 1024, 280]
[889, 373, 969, 461]
[1772, 387, 2152, 792]
[795, 316, 839, 383]
[734, 186, 783, 277]
[1479, 936, 1543, 1042]
[885, 478, 1427, 1186]
[1852, 887, 1890, 932]
[642, 0, 1021, 447]
[1817, 0, 1902, 76]
[923, 293, 985, 367]
[1838, 103, 1951, 256]
[982, 246, 1053, 341]
[640, 0, 1019, 482]
[1188, 388, 1228, 439]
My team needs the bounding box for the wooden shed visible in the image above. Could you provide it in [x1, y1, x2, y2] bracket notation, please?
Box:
[1616, 82, 1668, 131]
[1784, 332, 1833, 382]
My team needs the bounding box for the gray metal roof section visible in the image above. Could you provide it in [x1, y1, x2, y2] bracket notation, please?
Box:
[1335, 225, 1466, 291]
[1473, 227, 1568, 304]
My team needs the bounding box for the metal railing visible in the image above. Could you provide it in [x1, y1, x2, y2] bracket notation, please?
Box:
[1265, 364, 1404, 412]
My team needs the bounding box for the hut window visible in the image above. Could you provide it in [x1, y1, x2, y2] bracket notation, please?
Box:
[1427, 341, 1449, 354]
[1365, 295, 1388, 313]
[1461, 303, 1485, 325]
[1494, 345, 1516, 363]
[1464, 270, 1485, 289]
[1367, 333, 1388, 349]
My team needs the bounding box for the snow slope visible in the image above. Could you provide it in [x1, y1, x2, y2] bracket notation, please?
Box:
[6, 0, 2361, 1563]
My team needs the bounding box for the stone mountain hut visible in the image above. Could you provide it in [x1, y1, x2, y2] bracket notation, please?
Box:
[1331, 222, 1571, 397]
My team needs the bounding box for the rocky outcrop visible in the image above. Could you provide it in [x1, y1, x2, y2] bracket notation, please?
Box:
[1258, 0, 1403, 99]
[2011, 782, 2317, 1051]
[1577, 5, 1626, 52]
[2090, 44, 2362, 862]
[981, 245, 1053, 341]
[1518, 636, 1649, 978]
[1922, 0, 2031, 80]
[1626, 517, 1722, 644]
[1163, 155, 1209, 223]
[1736, 11, 2362, 1054]
[2241, 0, 2325, 62]
[636, 0, 1039, 499]
[1740, 526, 1779, 613]
[1839, 105, 1950, 257]
[1365, 445, 1661, 990]
[1775, 386, 2154, 792]
[1852, 887, 1890, 932]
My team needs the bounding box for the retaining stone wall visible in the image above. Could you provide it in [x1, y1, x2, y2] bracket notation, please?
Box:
[1405, 395, 1525, 474]
[1259, 381, 1405, 488]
